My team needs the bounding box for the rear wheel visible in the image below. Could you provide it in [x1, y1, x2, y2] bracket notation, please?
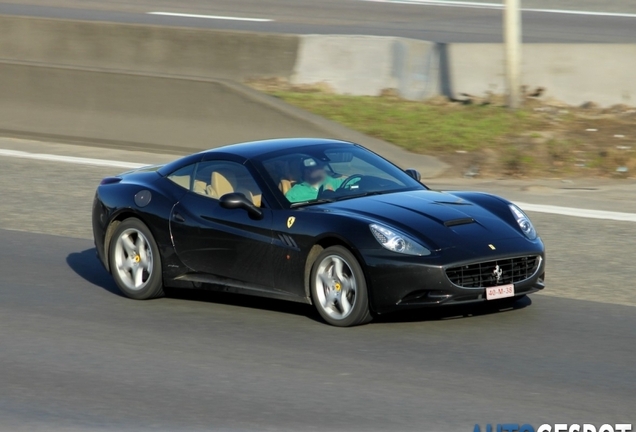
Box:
[109, 218, 164, 300]
[310, 246, 372, 327]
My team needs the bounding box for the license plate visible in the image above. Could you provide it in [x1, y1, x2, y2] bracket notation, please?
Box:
[486, 284, 515, 300]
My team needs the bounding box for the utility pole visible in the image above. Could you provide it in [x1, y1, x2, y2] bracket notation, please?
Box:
[504, 0, 522, 109]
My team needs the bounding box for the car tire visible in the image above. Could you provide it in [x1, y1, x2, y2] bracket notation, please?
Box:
[109, 218, 164, 300]
[310, 246, 372, 327]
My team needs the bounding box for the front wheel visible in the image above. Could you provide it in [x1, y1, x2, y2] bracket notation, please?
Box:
[310, 246, 372, 327]
[109, 218, 164, 300]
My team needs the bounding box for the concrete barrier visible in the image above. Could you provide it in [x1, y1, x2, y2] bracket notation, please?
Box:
[0, 15, 438, 101]
[0, 15, 299, 80]
[0, 14, 634, 181]
[0, 61, 447, 176]
[0, 62, 330, 152]
[443, 43, 636, 107]
[291, 35, 438, 100]
[293, 39, 636, 107]
[2, 15, 634, 106]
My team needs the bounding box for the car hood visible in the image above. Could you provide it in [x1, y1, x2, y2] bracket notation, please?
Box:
[317, 190, 523, 251]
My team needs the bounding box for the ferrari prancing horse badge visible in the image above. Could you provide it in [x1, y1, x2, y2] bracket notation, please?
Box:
[287, 217, 296, 228]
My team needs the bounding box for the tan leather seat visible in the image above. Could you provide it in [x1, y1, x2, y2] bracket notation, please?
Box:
[210, 170, 258, 204]
[193, 179, 208, 196]
[192, 179, 220, 198]
[252, 193, 262, 207]
[205, 184, 219, 199]
[279, 179, 294, 195]
[278, 158, 301, 195]
[235, 187, 261, 208]
[211, 170, 236, 197]
[236, 177, 262, 207]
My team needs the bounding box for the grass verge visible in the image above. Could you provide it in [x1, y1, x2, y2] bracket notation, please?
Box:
[270, 91, 540, 153]
[257, 86, 636, 178]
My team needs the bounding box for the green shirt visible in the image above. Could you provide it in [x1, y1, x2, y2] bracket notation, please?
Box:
[285, 176, 345, 203]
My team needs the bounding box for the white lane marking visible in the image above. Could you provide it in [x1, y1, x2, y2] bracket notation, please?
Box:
[515, 202, 636, 223]
[147, 12, 273, 22]
[2, 148, 636, 222]
[526, 8, 636, 18]
[0, 149, 146, 169]
[364, 0, 501, 7]
[361, 0, 636, 18]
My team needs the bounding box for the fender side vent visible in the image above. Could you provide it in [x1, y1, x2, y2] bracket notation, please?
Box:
[278, 233, 298, 249]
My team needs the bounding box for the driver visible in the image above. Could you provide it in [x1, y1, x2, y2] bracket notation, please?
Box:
[285, 157, 345, 203]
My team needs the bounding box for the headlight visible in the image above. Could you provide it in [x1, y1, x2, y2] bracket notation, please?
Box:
[369, 224, 430, 256]
[509, 204, 537, 240]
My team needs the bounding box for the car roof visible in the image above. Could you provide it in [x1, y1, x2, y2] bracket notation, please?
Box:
[156, 138, 355, 177]
[201, 138, 354, 158]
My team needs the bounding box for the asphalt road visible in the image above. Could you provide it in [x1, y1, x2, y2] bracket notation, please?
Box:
[1, 227, 635, 432]
[0, 140, 635, 431]
[1, 0, 636, 42]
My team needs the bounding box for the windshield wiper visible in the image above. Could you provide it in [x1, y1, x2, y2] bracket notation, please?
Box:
[333, 191, 386, 202]
[290, 198, 336, 208]
[290, 191, 391, 207]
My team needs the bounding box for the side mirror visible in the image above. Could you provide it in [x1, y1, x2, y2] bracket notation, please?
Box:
[220, 192, 263, 219]
[405, 169, 421, 182]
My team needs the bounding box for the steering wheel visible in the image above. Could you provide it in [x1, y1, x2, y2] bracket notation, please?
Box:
[337, 174, 364, 191]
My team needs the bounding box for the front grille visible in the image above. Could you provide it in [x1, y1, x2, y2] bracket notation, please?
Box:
[445, 256, 540, 288]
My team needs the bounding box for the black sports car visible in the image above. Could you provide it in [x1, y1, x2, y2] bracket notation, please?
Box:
[92, 138, 545, 326]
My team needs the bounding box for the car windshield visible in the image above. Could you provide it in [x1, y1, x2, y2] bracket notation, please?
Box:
[257, 144, 425, 207]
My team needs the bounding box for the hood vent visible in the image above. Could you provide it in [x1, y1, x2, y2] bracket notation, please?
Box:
[444, 217, 475, 228]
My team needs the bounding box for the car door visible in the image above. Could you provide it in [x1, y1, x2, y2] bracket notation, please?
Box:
[169, 160, 274, 287]
[267, 208, 315, 300]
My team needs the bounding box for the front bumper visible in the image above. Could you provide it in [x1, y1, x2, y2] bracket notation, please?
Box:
[360, 243, 546, 314]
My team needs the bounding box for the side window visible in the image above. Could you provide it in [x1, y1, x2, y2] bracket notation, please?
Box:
[167, 164, 195, 190]
[191, 161, 263, 207]
[261, 154, 308, 198]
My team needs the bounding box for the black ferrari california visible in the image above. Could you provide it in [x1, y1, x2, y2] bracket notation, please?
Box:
[92, 138, 545, 326]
